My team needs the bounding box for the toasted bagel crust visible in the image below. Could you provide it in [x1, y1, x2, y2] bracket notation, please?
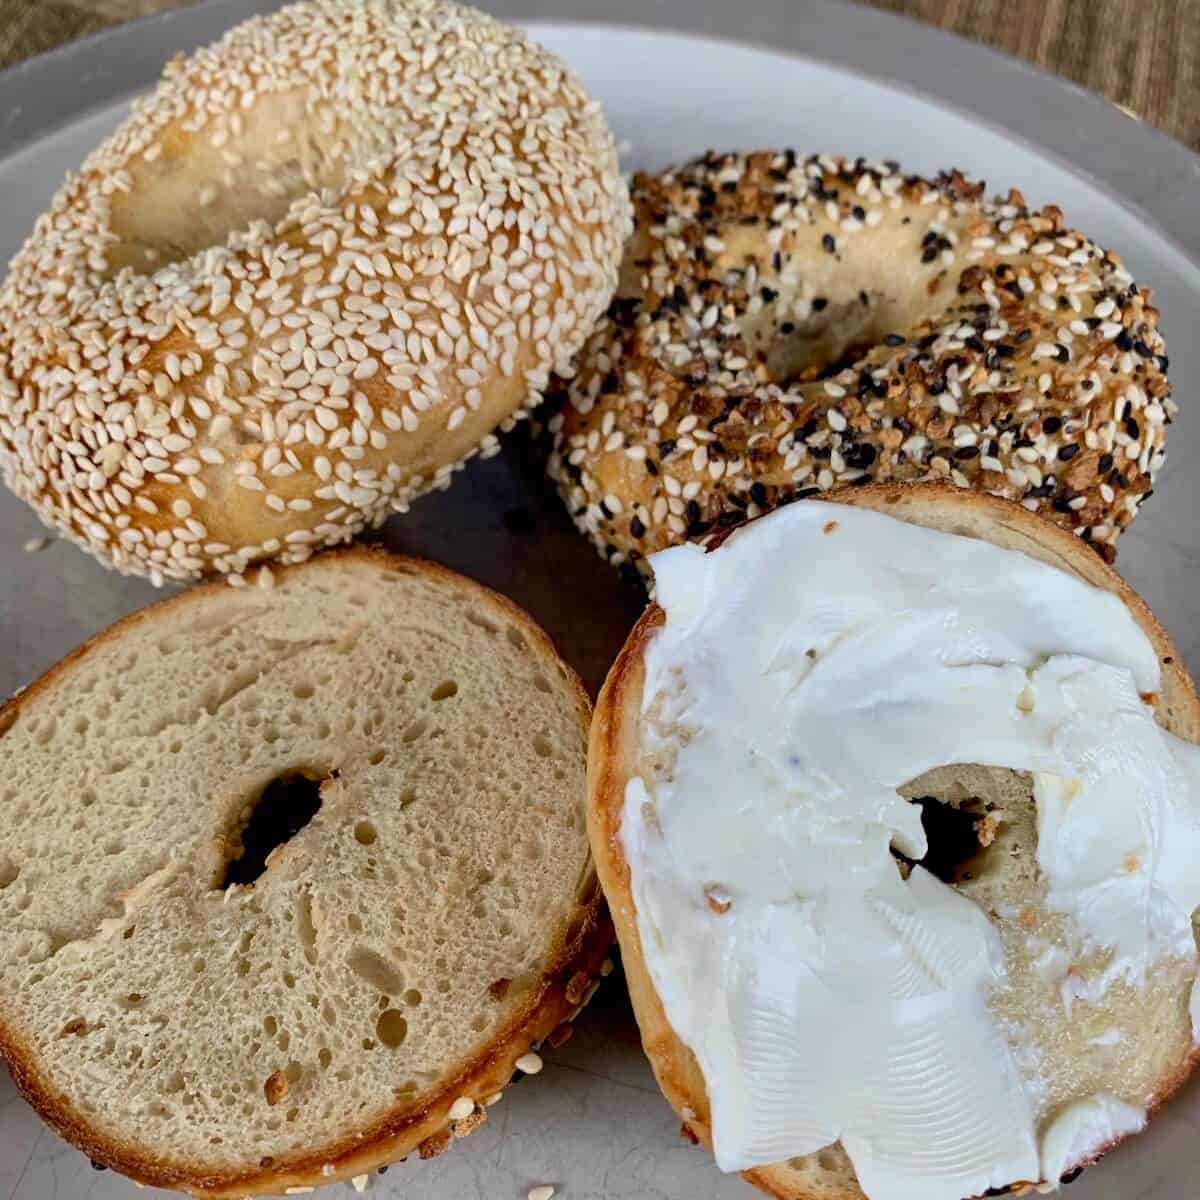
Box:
[0, 546, 611, 1197]
[545, 153, 1173, 582]
[0, 0, 630, 583]
[588, 483, 1200, 1200]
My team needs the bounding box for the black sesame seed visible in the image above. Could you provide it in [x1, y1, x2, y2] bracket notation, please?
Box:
[853, 205, 866, 221]
[812, 297, 828, 312]
[1058, 443, 1080, 461]
[822, 233, 836, 255]
[1054, 344, 1070, 363]
[884, 333, 905, 347]
[1099, 453, 1114, 472]
[1124, 416, 1140, 438]
[1134, 338, 1153, 358]
[858, 290, 869, 307]
[793, 486, 820, 500]
[1115, 329, 1134, 351]
[921, 246, 938, 264]
[1043, 416, 1063, 433]
[965, 336, 986, 354]
[1015, 328, 1033, 344]
[658, 438, 676, 458]
[750, 482, 768, 506]
[780, 321, 796, 334]
[1052, 498, 1073, 513]
[761, 286, 778, 302]
[953, 445, 980, 460]
[843, 443, 878, 469]
[629, 515, 647, 539]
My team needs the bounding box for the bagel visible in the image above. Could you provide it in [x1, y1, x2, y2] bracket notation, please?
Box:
[588, 482, 1200, 1200]
[0, 0, 631, 584]
[0, 548, 607, 1196]
[543, 152, 1173, 581]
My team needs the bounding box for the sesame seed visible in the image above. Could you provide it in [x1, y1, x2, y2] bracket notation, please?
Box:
[0, 0, 630, 582]
[543, 150, 1169, 583]
[516, 1051, 543, 1075]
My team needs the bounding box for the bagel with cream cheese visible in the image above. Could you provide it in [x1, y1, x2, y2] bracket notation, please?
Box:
[543, 152, 1172, 581]
[0, 548, 607, 1196]
[589, 482, 1200, 1200]
[0, 0, 631, 584]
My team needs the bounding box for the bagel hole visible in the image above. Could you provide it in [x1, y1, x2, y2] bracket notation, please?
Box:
[893, 764, 1022, 886]
[894, 797, 985, 885]
[218, 766, 333, 889]
[100, 91, 348, 280]
[750, 291, 890, 384]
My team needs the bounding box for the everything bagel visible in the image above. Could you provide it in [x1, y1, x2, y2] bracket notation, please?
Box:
[0, 0, 631, 583]
[543, 152, 1172, 580]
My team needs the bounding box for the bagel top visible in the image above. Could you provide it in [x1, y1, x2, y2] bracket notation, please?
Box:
[0, 0, 631, 584]
[0, 548, 607, 1196]
[544, 152, 1173, 581]
[588, 483, 1200, 1200]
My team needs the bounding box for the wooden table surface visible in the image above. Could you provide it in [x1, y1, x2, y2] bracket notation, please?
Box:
[1, 0, 1197, 153]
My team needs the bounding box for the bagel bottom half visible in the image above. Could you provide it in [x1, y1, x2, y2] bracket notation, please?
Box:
[588, 483, 1200, 1200]
[0, 548, 608, 1197]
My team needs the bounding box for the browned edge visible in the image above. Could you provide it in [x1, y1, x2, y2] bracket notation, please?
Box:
[587, 480, 1200, 1200]
[0, 544, 614, 1196]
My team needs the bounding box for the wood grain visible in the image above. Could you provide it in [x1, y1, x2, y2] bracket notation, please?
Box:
[1, 0, 1197, 151]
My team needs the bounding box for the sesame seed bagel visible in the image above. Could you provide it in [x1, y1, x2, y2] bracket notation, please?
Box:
[589, 483, 1200, 1200]
[543, 152, 1172, 581]
[0, 0, 631, 585]
[0, 547, 609, 1196]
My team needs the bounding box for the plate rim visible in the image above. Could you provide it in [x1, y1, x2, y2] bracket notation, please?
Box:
[1, 0, 1198, 267]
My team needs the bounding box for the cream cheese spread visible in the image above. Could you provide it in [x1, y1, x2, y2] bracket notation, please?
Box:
[621, 501, 1200, 1200]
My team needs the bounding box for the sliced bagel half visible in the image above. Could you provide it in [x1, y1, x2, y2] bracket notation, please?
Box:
[588, 482, 1200, 1200]
[0, 547, 607, 1196]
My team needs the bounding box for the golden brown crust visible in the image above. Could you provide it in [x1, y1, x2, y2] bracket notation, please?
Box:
[545, 152, 1173, 584]
[0, 545, 613, 1197]
[0, 1, 630, 584]
[588, 482, 1200, 1200]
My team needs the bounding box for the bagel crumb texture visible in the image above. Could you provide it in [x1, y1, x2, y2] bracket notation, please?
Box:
[0, 549, 608, 1194]
[542, 152, 1173, 580]
[0, 0, 630, 584]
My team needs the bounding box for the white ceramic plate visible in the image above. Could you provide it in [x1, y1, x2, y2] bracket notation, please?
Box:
[2, 9, 1199, 1200]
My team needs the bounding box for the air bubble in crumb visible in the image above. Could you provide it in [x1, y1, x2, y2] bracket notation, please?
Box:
[376, 1009, 408, 1048]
